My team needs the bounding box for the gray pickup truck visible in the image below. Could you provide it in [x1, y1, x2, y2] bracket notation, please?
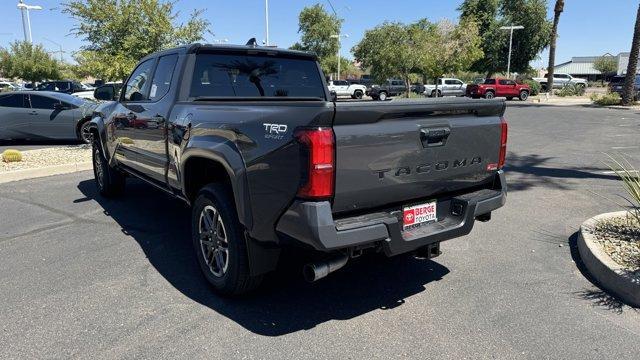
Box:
[90, 43, 507, 295]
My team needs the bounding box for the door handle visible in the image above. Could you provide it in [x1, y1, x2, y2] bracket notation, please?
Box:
[420, 127, 450, 147]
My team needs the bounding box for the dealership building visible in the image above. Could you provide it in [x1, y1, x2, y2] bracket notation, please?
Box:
[553, 52, 638, 81]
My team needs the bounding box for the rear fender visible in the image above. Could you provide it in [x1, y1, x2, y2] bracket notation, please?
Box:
[180, 137, 252, 230]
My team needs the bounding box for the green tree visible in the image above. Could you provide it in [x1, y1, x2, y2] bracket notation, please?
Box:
[459, 0, 552, 77]
[623, 3, 640, 105]
[420, 19, 484, 87]
[352, 21, 432, 97]
[593, 55, 618, 83]
[63, 0, 210, 81]
[290, 4, 342, 76]
[0, 41, 60, 85]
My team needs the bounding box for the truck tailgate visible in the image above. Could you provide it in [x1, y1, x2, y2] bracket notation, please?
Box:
[332, 98, 505, 214]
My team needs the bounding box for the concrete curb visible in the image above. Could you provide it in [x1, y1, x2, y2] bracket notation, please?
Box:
[577, 211, 640, 307]
[0, 162, 92, 185]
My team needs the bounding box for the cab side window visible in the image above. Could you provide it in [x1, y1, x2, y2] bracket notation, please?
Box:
[123, 59, 155, 102]
[149, 54, 178, 101]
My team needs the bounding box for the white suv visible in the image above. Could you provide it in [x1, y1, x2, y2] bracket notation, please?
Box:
[327, 80, 367, 99]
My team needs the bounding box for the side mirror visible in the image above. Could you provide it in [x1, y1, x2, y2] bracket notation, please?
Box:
[329, 90, 337, 102]
[94, 84, 117, 101]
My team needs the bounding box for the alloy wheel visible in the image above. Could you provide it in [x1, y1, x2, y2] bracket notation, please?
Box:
[198, 205, 229, 277]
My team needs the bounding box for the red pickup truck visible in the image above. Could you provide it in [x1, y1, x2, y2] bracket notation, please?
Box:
[466, 78, 530, 101]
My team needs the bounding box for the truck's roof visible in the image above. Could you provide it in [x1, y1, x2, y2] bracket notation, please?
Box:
[140, 43, 317, 62]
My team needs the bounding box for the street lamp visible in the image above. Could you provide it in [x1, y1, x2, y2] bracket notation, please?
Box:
[330, 34, 349, 80]
[17, 0, 42, 43]
[264, 0, 269, 46]
[499, 25, 524, 78]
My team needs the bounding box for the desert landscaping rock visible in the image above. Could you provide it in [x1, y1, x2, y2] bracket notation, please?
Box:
[0, 146, 91, 172]
[578, 211, 640, 307]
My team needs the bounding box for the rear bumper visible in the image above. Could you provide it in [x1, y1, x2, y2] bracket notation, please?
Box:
[276, 171, 507, 256]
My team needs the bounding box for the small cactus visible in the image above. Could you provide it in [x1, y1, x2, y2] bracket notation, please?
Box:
[119, 137, 134, 145]
[2, 149, 23, 163]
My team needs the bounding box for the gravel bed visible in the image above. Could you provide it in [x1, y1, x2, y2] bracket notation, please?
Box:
[590, 214, 640, 271]
[0, 146, 92, 172]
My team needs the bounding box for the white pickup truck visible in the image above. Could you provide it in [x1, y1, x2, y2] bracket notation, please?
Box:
[327, 80, 367, 99]
[423, 78, 467, 97]
[532, 73, 587, 90]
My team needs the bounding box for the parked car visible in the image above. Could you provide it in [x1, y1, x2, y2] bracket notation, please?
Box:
[0, 91, 96, 143]
[424, 78, 467, 97]
[466, 78, 530, 100]
[0, 81, 19, 92]
[608, 74, 640, 100]
[0, 91, 97, 143]
[90, 43, 507, 295]
[327, 80, 367, 99]
[74, 82, 123, 101]
[368, 79, 407, 100]
[410, 83, 426, 94]
[35, 80, 85, 94]
[532, 73, 587, 91]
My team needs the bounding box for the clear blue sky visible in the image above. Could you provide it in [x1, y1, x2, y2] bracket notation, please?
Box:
[0, 0, 637, 67]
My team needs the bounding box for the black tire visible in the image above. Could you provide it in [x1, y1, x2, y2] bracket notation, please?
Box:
[192, 184, 263, 296]
[431, 90, 442, 98]
[78, 120, 93, 144]
[484, 91, 495, 99]
[378, 91, 388, 101]
[354, 90, 363, 99]
[506, 97, 513, 101]
[540, 83, 548, 92]
[92, 138, 125, 197]
[519, 90, 529, 101]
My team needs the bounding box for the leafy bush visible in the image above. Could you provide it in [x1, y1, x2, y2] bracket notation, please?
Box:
[555, 84, 586, 97]
[522, 80, 540, 96]
[1, 149, 22, 163]
[606, 155, 640, 225]
[590, 92, 621, 106]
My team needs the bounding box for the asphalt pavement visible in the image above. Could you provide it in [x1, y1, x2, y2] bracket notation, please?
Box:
[1, 103, 640, 359]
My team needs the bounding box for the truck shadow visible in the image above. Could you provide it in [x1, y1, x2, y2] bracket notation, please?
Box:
[77, 179, 449, 336]
[504, 153, 619, 192]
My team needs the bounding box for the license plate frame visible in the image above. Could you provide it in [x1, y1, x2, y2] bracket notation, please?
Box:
[402, 200, 437, 230]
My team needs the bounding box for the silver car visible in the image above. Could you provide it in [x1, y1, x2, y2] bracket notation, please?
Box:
[0, 91, 97, 143]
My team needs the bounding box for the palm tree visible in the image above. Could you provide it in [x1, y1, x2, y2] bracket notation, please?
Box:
[622, 3, 640, 105]
[546, 0, 564, 93]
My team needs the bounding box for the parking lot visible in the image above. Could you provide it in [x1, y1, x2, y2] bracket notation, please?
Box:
[1, 103, 639, 359]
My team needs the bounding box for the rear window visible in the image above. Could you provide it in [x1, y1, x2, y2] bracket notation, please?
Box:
[611, 76, 625, 84]
[190, 54, 325, 99]
[484, 79, 496, 85]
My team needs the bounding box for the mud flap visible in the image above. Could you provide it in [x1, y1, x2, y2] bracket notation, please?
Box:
[245, 232, 280, 276]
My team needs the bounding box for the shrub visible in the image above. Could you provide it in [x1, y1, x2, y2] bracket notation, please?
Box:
[555, 84, 586, 97]
[606, 155, 640, 225]
[590, 92, 621, 106]
[522, 80, 540, 96]
[1, 149, 22, 163]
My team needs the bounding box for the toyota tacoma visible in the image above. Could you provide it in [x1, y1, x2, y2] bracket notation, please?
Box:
[90, 42, 508, 295]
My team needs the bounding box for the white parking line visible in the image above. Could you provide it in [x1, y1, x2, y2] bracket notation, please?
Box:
[611, 146, 639, 150]
[600, 170, 639, 175]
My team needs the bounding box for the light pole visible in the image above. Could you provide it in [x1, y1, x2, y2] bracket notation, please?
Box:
[43, 37, 64, 62]
[499, 25, 524, 78]
[17, 0, 42, 43]
[330, 34, 348, 80]
[264, 0, 269, 46]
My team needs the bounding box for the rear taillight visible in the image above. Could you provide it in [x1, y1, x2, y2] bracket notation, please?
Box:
[295, 128, 335, 200]
[498, 116, 508, 169]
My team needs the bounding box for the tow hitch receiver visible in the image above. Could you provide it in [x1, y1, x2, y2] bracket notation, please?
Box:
[415, 242, 441, 259]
